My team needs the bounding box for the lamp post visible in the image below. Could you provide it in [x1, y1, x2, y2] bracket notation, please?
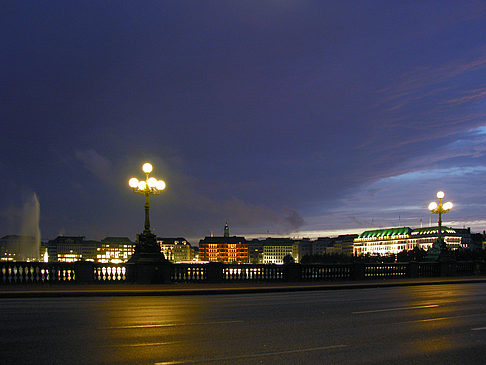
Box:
[128, 162, 166, 262]
[428, 191, 453, 250]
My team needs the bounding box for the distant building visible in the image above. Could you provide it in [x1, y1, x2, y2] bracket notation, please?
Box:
[192, 246, 200, 261]
[311, 237, 332, 256]
[262, 238, 294, 264]
[470, 231, 486, 251]
[0, 235, 39, 261]
[354, 226, 464, 256]
[156, 237, 194, 262]
[354, 227, 413, 256]
[97, 237, 135, 263]
[409, 227, 463, 250]
[454, 228, 474, 249]
[199, 224, 249, 263]
[332, 234, 358, 256]
[46, 236, 136, 263]
[292, 239, 313, 263]
[248, 239, 264, 264]
[46, 236, 97, 262]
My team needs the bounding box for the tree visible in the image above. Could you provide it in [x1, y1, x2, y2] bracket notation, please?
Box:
[283, 254, 295, 265]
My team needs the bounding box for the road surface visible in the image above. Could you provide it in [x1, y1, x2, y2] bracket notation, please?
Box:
[1, 282, 486, 364]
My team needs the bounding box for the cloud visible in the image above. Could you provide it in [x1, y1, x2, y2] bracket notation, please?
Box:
[284, 209, 305, 231]
[75, 149, 112, 183]
[445, 88, 486, 105]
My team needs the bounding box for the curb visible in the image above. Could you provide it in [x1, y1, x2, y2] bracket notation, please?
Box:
[2, 277, 486, 298]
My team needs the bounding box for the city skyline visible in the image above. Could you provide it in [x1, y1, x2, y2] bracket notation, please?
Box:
[2, 2, 486, 242]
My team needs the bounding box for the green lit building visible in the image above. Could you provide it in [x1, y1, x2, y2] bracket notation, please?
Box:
[354, 226, 464, 256]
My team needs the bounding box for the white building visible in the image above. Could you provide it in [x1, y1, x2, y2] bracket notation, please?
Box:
[354, 226, 464, 256]
[262, 238, 294, 264]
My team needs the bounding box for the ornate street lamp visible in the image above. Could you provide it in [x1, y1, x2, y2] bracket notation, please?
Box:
[428, 191, 453, 250]
[128, 162, 166, 262]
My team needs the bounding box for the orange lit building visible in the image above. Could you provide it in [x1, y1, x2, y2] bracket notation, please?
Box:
[199, 236, 249, 263]
[198, 223, 249, 263]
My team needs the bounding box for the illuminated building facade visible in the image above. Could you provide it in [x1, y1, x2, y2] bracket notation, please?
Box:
[199, 224, 249, 264]
[257, 235, 359, 264]
[156, 237, 195, 262]
[354, 226, 464, 256]
[46, 236, 135, 263]
[408, 227, 462, 250]
[262, 238, 295, 264]
[97, 237, 134, 263]
[47, 236, 97, 262]
[199, 236, 249, 263]
[354, 228, 412, 256]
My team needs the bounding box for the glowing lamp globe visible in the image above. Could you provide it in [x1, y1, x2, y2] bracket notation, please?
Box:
[128, 177, 139, 188]
[156, 180, 166, 191]
[138, 181, 147, 191]
[443, 202, 453, 210]
[142, 162, 153, 173]
[428, 202, 438, 211]
[436, 191, 445, 199]
[147, 177, 157, 188]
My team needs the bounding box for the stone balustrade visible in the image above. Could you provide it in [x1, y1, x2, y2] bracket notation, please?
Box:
[1, 261, 485, 285]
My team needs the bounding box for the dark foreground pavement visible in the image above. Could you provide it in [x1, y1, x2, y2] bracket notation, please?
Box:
[2, 280, 486, 364]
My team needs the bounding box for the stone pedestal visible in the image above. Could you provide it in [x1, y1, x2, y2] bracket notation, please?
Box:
[128, 230, 165, 263]
[74, 261, 94, 283]
[128, 230, 170, 283]
[283, 263, 302, 282]
[407, 261, 419, 278]
[352, 262, 365, 280]
[206, 262, 224, 282]
[132, 262, 171, 284]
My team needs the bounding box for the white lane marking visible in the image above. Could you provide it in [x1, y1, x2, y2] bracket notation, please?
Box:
[154, 344, 348, 364]
[100, 320, 243, 330]
[472, 327, 486, 331]
[352, 304, 439, 314]
[114, 341, 180, 347]
[393, 313, 486, 325]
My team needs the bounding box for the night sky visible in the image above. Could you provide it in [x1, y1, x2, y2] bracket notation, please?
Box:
[2, 1, 486, 243]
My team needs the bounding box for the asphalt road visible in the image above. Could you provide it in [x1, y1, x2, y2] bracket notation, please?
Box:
[2, 283, 486, 364]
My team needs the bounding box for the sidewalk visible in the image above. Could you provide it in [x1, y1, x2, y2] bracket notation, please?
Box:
[1, 276, 486, 298]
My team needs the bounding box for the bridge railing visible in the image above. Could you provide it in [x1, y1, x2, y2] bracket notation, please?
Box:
[417, 262, 441, 277]
[171, 264, 207, 282]
[364, 263, 408, 279]
[223, 265, 284, 281]
[301, 264, 353, 281]
[0, 262, 76, 284]
[1, 260, 484, 284]
[92, 263, 130, 282]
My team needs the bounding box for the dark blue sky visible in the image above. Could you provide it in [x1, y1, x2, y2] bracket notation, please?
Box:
[2, 1, 486, 242]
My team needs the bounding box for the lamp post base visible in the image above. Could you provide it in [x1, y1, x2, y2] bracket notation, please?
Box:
[128, 230, 166, 263]
[128, 230, 170, 283]
[425, 239, 451, 262]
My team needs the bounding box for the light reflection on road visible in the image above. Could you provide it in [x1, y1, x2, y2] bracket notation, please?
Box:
[1, 283, 486, 364]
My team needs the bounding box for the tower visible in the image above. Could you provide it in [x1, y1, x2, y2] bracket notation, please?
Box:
[224, 222, 229, 237]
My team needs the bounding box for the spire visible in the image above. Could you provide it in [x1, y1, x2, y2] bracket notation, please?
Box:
[224, 222, 229, 237]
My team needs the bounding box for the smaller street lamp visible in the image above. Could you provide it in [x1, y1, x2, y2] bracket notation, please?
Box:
[428, 191, 453, 249]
